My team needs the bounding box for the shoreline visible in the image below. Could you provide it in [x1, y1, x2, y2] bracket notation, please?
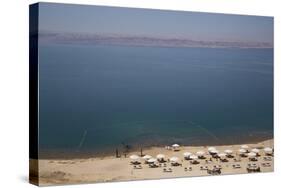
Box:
[33, 138, 274, 186]
[38, 136, 273, 160]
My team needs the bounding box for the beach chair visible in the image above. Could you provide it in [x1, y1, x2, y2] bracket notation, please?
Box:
[263, 156, 272, 161]
[220, 158, 228, 162]
[200, 166, 208, 170]
[198, 156, 206, 159]
[262, 163, 271, 167]
[149, 163, 159, 168]
[226, 154, 234, 158]
[232, 164, 241, 169]
[190, 160, 200, 165]
[207, 168, 221, 175]
[249, 157, 258, 162]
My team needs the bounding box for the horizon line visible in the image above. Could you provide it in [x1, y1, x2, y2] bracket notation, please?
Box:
[37, 30, 273, 49]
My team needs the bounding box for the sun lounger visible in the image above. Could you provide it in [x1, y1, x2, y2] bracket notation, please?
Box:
[190, 160, 200, 165]
[261, 163, 271, 167]
[220, 158, 228, 162]
[133, 165, 142, 169]
[163, 168, 172, 172]
[171, 162, 181, 166]
[247, 166, 261, 173]
[149, 163, 159, 168]
[240, 154, 247, 157]
[207, 168, 221, 175]
[131, 161, 141, 165]
[232, 164, 241, 169]
[249, 157, 258, 162]
[263, 156, 272, 161]
[200, 166, 208, 170]
[213, 165, 222, 169]
[198, 156, 206, 159]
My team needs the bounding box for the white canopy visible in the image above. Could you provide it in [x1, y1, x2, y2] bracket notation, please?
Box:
[241, 145, 249, 149]
[147, 158, 157, 163]
[156, 154, 165, 159]
[170, 156, 179, 162]
[251, 148, 260, 153]
[172, 144, 180, 147]
[196, 151, 205, 156]
[264, 147, 273, 154]
[239, 149, 247, 153]
[209, 149, 219, 154]
[142, 155, 152, 160]
[247, 152, 256, 158]
[183, 152, 192, 157]
[190, 155, 198, 160]
[208, 147, 216, 151]
[224, 149, 233, 154]
[218, 153, 227, 158]
[130, 155, 139, 161]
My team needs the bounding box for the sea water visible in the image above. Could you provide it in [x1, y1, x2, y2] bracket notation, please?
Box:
[38, 44, 273, 158]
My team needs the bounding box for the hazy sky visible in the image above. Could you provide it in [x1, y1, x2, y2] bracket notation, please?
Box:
[38, 3, 273, 43]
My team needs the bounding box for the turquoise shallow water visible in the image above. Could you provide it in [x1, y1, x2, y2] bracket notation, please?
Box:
[38, 44, 273, 158]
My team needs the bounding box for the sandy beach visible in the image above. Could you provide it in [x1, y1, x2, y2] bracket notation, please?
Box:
[31, 139, 273, 186]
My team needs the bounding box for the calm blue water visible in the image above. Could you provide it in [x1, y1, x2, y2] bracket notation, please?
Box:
[38, 44, 273, 157]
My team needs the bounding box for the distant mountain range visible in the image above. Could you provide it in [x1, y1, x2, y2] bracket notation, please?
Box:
[38, 31, 273, 49]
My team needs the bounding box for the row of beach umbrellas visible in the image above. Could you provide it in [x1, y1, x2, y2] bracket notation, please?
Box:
[130, 154, 166, 162]
[172, 144, 272, 154]
[130, 154, 180, 164]
[130, 145, 273, 162]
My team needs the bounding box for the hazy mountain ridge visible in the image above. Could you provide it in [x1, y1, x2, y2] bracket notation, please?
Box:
[38, 31, 273, 49]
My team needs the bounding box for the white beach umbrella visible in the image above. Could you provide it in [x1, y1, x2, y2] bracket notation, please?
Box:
[251, 148, 260, 153]
[241, 145, 249, 149]
[190, 155, 198, 160]
[209, 149, 219, 154]
[208, 147, 216, 152]
[196, 151, 205, 156]
[156, 154, 165, 159]
[147, 158, 157, 163]
[172, 144, 180, 148]
[130, 155, 139, 161]
[218, 153, 227, 158]
[170, 156, 179, 163]
[142, 155, 152, 160]
[247, 152, 256, 158]
[183, 152, 192, 157]
[239, 149, 247, 154]
[224, 149, 233, 155]
[264, 147, 273, 154]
